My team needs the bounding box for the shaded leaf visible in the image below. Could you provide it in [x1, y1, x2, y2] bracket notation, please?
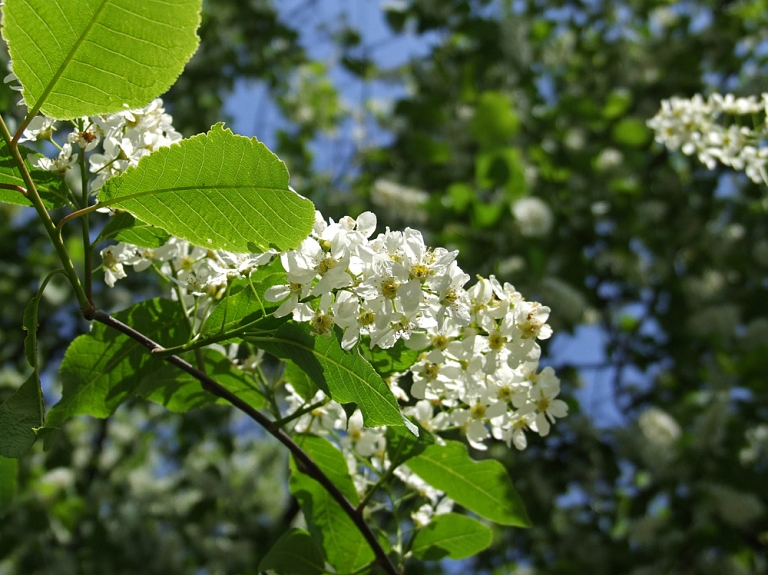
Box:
[47, 298, 190, 427]
[290, 458, 374, 572]
[0, 374, 44, 458]
[3, 0, 202, 119]
[98, 124, 315, 253]
[258, 528, 325, 575]
[251, 322, 411, 431]
[97, 212, 170, 248]
[386, 419, 434, 470]
[0, 140, 69, 208]
[0, 456, 17, 517]
[136, 348, 266, 412]
[407, 440, 531, 527]
[283, 359, 319, 401]
[295, 433, 359, 505]
[411, 513, 492, 560]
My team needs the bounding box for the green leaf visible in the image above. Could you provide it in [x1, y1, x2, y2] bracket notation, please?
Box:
[0, 140, 69, 208]
[470, 91, 519, 147]
[251, 322, 411, 431]
[136, 348, 266, 412]
[0, 456, 18, 517]
[0, 373, 44, 458]
[386, 420, 434, 470]
[411, 513, 493, 560]
[22, 296, 40, 371]
[98, 123, 315, 253]
[201, 265, 286, 337]
[2, 0, 202, 119]
[47, 298, 190, 427]
[97, 212, 170, 248]
[283, 359, 319, 401]
[258, 529, 325, 575]
[406, 440, 531, 527]
[361, 338, 420, 380]
[295, 434, 359, 505]
[290, 459, 374, 572]
[612, 118, 651, 147]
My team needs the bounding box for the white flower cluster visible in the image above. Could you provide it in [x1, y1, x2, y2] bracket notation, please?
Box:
[266, 211, 567, 451]
[647, 93, 768, 184]
[19, 98, 181, 191]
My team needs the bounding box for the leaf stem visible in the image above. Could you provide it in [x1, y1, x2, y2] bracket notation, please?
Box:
[0, 114, 92, 315]
[0, 182, 27, 196]
[90, 308, 401, 575]
[57, 203, 101, 233]
[272, 397, 329, 430]
[78, 150, 92, 302]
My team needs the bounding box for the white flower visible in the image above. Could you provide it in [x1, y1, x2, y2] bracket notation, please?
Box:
[512, 197, 554, 237]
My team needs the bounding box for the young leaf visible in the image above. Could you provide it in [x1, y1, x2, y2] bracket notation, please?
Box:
[0, 456, 18, 517]
[295, 434, 359, 505]
[0, 140, 69, 208]
[406, 440, 531, 527]
[250, 322, 410, 430]
[97, 124, 315, 253]
[257, 529, 325, 575]
[2, 0, 202, 119]
[136, 348, 266, 412]
[411, 513, 493, 560]
[97, 212, 170, 248]
[0, 373, 44, 458]
[47, 298, 190, 427]
[385, 420, 434, 470]
[290, 459, 374, 572]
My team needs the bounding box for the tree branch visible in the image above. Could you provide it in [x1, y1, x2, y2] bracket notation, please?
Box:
[90, 307, 400, 575]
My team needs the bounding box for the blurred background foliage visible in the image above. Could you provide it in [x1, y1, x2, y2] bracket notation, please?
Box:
[2, 0, 768, 573]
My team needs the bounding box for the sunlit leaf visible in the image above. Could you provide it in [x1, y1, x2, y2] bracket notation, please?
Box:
[98, 124, 315, 253]
[411, 513, 492, 560]
[407, 440, 531, 527]
[2, 0, 202, 119]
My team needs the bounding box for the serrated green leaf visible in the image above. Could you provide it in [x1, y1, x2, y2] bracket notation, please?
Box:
[136, 348, 266, 412]
[2, 0, 202, 119]
[201, 265, 286, 337]
[97, 124, 315, 253]
[258, 529, 325, 575]
[361, 338, 420, 380]
[283, 359, 319, 401]
[295, 434, 359, 505]
[250, 322, 409, 431]
[0, 374, 44, 458]
[406, 440, 531, 527]
[0, 456, 18, 517]
[386, 420, 434, 470]
[290, 459, 374, 572]
[411, 513, 492, 560]
[47, 298, 190, 427]
[0, 140, 69, 208]
[97, 212, 170, 248]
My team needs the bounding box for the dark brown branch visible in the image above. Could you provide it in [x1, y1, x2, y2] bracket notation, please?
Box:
[0, 182, 27, 196]
[90, 308, 399, 575]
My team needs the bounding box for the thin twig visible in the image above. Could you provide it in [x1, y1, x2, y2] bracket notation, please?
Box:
[0, 182, 27, 196]
[90, 308, 400, 575]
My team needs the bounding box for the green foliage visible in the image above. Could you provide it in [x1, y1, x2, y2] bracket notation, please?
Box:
[290, 457, 375, 572]
[2, 0, 202, 119]
[97, 212, 170, 248]
[0, 374, 43, 458]
[407, 441, 531, 527]
[411, 513, 492, 560]
[0, 455, 17, 517]
[295, 434, 359, 504]
[136, 348, 266, 412]
[251, 322, 411, 430]
[48, 298, 190, 427]
[257, 528, 325, 575]
[0, 140, 69, 208]
[98, 123, 315, 253]
[386, 420, 434, 470]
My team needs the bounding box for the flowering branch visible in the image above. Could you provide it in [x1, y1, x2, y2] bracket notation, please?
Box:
[89, 307, 402, 575]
